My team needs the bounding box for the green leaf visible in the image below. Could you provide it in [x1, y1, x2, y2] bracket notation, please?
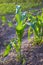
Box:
[3, 44, 12, 57]
[28, 27, 33, 39]
[8, 21, 13, 27]
[15, 14, 21, 23]
[16, 5, 21, 14]
[2, 16, 6, 25]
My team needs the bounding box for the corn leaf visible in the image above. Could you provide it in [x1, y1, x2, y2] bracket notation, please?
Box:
[3, 44, 12, 57]
[8, 21, 13, 27]
[2, 16, 6, 25]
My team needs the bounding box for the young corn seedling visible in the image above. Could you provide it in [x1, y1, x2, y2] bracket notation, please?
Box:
[27, 14, 43, 45]
[3, 5, 27, 65]
[14, 5, 27, 63]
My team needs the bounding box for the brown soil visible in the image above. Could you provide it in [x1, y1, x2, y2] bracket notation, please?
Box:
[0, 39, 43, 65]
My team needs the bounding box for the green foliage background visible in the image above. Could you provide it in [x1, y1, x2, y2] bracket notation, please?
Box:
[0, 0, 43, 15]
[0, 0, 43, 3]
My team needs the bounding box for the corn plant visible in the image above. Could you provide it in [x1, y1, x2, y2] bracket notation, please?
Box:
[27, 14, 43, 45]
[3, 5, 27, 65]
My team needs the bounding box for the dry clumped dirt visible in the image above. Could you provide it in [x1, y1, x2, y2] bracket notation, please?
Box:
[0, 39, 43, 65]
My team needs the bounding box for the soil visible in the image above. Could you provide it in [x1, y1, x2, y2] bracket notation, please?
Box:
[0, 39, 43, 65]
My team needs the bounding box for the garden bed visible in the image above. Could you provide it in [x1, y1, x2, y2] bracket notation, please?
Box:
[0, 39, 43, 65]
[0, 5, 43, 65]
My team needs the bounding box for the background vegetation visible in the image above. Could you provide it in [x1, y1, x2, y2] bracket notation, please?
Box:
[0, 0, 43, 15]
[0, 0, 43, 3]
